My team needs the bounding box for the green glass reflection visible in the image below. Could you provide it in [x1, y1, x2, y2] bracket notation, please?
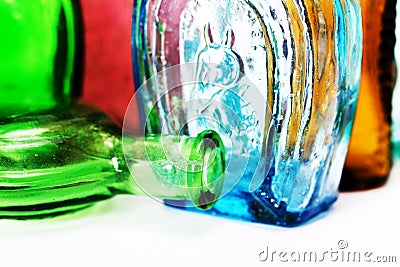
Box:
[0, 104, 225, 219]
[0, 0, 225, 219]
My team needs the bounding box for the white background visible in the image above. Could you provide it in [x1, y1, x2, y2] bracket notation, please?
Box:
[1, 2, 400, 267]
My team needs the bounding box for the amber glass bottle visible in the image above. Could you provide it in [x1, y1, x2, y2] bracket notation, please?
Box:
[342, 0, 397, 190]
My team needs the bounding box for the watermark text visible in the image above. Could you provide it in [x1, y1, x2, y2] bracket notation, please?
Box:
[259, 240, 397, 264]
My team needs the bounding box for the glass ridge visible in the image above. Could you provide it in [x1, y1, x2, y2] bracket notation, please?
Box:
[0, 0, 226, 219]
[132, 0, 363, 226]
[0, 103, 226, 218]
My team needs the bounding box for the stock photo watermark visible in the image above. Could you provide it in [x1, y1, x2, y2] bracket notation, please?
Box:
[123, 63, 271, 208]
[259, 240, 397, 264]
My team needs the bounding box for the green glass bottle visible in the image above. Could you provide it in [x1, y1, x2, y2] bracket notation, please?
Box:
[0, 0, 225, 219]
[0, 108, 225, 219]
[0, 0, 81, 119]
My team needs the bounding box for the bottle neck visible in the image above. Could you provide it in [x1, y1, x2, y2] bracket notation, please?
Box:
[0, 104, 225, 218]
[123, 130, 226, 209]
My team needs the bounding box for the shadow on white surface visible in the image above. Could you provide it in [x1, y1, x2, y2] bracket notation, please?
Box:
[0, 160, 399, 267]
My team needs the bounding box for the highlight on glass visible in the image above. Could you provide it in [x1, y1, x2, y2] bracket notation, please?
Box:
[132, 0, 363, 226]
[0, 0, 226, 219]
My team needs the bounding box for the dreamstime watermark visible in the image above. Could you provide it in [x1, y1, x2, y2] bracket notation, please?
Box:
[259, 240, 397, 264]
[122, 63, 272, 208]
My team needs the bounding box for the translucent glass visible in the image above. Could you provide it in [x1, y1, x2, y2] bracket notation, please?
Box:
[0, 0, 82, 119]
[0, 104, 225, 218]
[394, 0, 400, 158]
[342, 0, 397, 189]
[0, 0, 226, 219]
[132, 0, 362, 226]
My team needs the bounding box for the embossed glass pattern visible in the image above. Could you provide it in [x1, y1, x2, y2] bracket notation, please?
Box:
[132, 0, 362, 226]
[0, 0, 226, 219]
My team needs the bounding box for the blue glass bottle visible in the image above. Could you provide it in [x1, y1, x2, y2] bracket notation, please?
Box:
[132, 0, 362, 226]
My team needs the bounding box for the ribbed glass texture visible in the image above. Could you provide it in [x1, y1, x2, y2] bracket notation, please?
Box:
[0, 104, 225, 218]
[132, 0, 362, 226]
[0, 0, 226, 219]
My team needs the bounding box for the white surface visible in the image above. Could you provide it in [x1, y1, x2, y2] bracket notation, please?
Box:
[0, 160, 399, 267]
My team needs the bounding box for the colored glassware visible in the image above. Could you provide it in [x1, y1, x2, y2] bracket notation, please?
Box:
[132, 0, 362, 226]
[342, 0, 397, 190]
[0, 0, 82, 119]
[0, 106, 225, 218]
[0, 0, 226, 219]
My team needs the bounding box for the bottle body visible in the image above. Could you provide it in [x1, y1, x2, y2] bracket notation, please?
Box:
[0, 104, 226, 218]
[132, 0, 362, 226]
[0, 0, 82, 119]
[342, 0, 397, 190]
